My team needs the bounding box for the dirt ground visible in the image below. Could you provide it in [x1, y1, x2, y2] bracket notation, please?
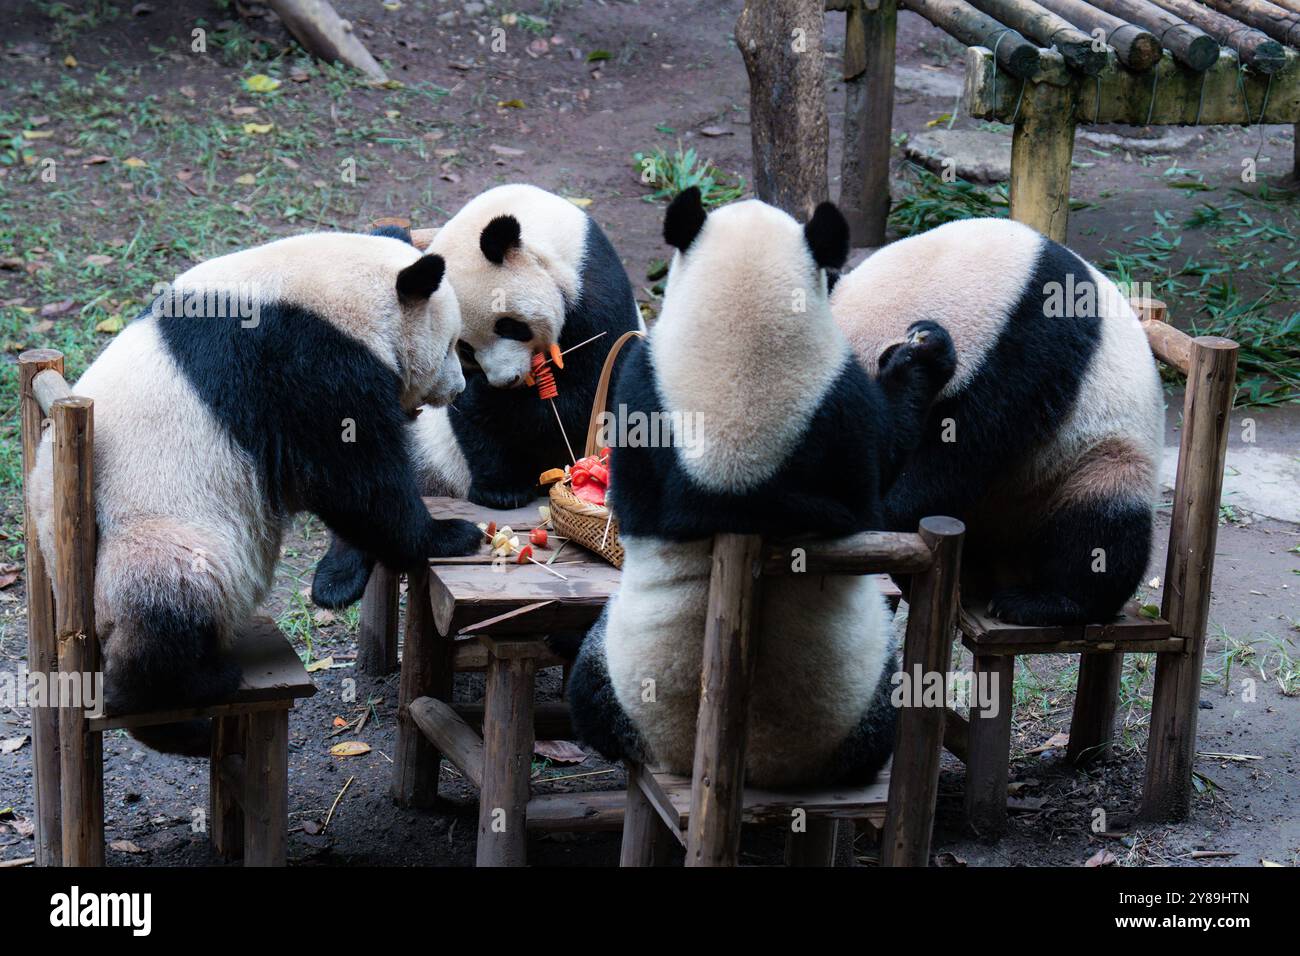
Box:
[0, 0, 1296, 867]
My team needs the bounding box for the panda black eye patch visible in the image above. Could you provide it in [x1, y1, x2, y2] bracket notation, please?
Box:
[494, 316, 533, 342]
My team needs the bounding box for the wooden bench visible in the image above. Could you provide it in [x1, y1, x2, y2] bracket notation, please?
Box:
[19, 349, 315, 867]
[944, 302, 1238, 835]
[622, 519, 966, 867]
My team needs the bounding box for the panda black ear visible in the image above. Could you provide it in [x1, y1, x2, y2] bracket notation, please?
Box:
[804, 202, 850, 271]
[396, 254, 445, 303]
[663, 186, 707, 253]
[480, 215, 522, 265]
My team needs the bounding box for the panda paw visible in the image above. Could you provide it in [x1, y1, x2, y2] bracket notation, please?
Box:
[878, 320, 957, 396]
[468, 483, 537, 510]
[430, 518, 485, 557]
[987, 587, 1087, 626]
[311, 541, 375, 609]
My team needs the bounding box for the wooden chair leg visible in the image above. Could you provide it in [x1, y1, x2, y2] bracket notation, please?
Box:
[785, 817, 839, 867]
[243, 708, 289, 867]
[1141, 337, 1237, 822]
[964, 653, 1015, 840]
[51, 397, 103, 867]
[1067, 653, 1122, 765]
[392, 564, 449, 808]
[210, 715, 247, 861]
[476, 650, 537, 867]
[357, 564, 399, 675]
[882, 517, 964, 866]
[620, 763, 676, 867]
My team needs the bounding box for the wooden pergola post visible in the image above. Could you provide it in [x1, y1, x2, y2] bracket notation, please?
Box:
[838, 0, 898, 247]
[1009, 78, 1078, 243]
[358, 565, 399, 675]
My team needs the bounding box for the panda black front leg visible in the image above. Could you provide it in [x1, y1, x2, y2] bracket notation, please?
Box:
[311, 534, 376, 609]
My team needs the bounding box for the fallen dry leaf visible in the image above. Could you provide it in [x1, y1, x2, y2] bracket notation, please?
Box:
[108, 840, 145, 854]
[82, 254, 114, 267]
[0, 736, 29, 754]
[332, 716, 348, 729]
[82, 154, 111, 165]
[489, 144, 525, 157]
[699, 125, 733, 137]
[329, 741, 371, 758]
[305, 655, 334, 673]
[0, 571, 18, 589]
[1027, 732, 1070, 755]
[1085, 849, 1116, 867]
[39, 299, 75, 317]
[533, 739, 586, 764]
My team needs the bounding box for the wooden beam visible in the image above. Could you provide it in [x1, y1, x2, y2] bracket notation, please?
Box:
[409, 696, 485, 789]
[476, 653, 538, 866]
[1146, 0, 1287, 72]
[242, 708, 289, 866]
[967, 0, 1109, 73]
[18, 350, 63, 867]
[903, 0, 1043, 78]
[685, 534, 764, 867]
[1142, 337, 1238, 822]
[32, 368, 70, 415]
[762, 531, 933, 576]
[967, 47, 1300, 127]
[1143, 318, 1194, 374]
[882, 516, 965, 866]
[1087, 0, 1219, 71]
[736, 0, 830, 217]
[1202, 0, 1300, 48]
[1034, 0, 1163, 71]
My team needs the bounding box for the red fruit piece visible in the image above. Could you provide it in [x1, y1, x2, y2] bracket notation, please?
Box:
[530, 528, 548, 548]
[516, 545, 533, 564]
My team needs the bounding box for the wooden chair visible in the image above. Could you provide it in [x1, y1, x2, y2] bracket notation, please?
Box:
[19, 349, 316, 867]
[948, 303, 1239, 836]
[621, 517, 966, 867]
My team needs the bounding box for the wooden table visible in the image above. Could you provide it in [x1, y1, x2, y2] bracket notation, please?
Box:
[388, 497, 622, 866]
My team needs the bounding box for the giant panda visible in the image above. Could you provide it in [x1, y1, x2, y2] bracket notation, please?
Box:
[564, 189, 956, 787]
[26, 232, 483, 754]
[830, 217, 1164, 626]
[311, 184, 643, 608]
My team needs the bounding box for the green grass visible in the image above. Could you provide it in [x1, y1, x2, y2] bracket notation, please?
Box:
[0, 49, 468, 544]
[631, 144, 746, 207]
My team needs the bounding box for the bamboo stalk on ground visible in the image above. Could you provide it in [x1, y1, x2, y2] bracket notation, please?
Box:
[1147, 0, 1287, 72]
[1088, 0, 1219, 70]
[967, 0, 1109, 73]
[902, 0, 1043, 78]
[1034, 0, 1163, 70]
[1201, 0, 1300, 46]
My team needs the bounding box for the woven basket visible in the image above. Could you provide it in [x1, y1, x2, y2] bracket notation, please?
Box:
[548, 329, 643, 569]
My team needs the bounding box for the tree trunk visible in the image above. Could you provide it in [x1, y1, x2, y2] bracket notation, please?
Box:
[736, 0, 829, 218]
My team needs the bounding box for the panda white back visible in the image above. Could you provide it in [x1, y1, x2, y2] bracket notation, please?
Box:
[569, 192, 903, 787]
[831, 217, 1164, 625]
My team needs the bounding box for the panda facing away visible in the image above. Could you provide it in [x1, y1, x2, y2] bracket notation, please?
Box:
[564, 189, 956, 788]
[831, 218, 1164, 626]
[26, 232, 483, 754]
[311, 184, 644, 609]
